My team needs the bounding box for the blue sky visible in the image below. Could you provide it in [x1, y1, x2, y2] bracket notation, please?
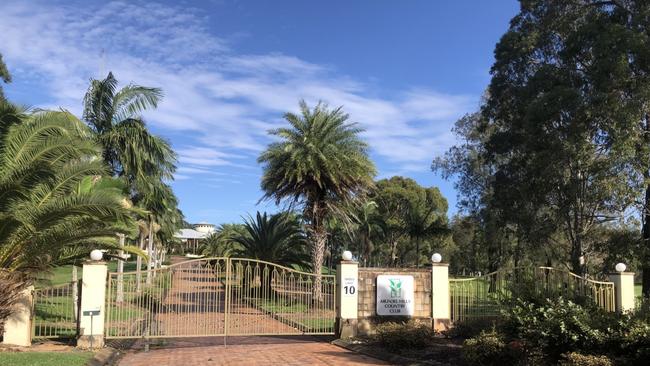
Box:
[0, 0, 519, 224]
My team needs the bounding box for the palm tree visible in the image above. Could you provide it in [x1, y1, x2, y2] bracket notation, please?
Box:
[83, 72, 177, 288]
[404, 201, 447, 268]
[349, 201, 384, 267]
[0, 100, 136, 329]
[199, 224, 246, 257]
[233, 212, 310, 268]
[82, 72, 175, 182]
[258, 101, 376, 300]
[0, 52, 11, 101]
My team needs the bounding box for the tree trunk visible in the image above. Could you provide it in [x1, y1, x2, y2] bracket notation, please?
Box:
[146, 217, 154, 285]
[72, 265, 78, 321]
[416, 237, 421, 268]
[136, 231, 144, 293]
[116, 233, 125, 303]
[641, 184, 650, 298]
[311, 228, 326, 303]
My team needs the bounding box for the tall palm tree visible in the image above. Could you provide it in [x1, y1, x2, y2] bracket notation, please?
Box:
[258, 101, 376, 300]
[82, 72, 175, 182]
[404, 201, 447, 268]
[0, 52, 11, 101]
[83, 72, 177, 287]
[0, 100, 136, 329]
[349, 201, 384, 267]
[233, 212, 309, 267]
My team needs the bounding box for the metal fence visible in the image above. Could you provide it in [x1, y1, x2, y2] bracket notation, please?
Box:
[32, 281, 80, 339]
[105, 257, 336, 339]
[449, 267, 615, 323]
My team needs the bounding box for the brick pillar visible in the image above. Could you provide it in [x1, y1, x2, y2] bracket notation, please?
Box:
[431, 263, 450, 331]
[77, 260, 107, 349]
[2, 286, 33, 346]
[609, 271, 635, 313]
[336, 259, 358, 338]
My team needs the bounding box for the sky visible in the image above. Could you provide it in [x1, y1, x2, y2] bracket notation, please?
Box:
[0, 0, 519, 225]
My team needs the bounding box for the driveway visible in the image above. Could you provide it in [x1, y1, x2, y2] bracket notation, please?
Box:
[116, 336, 391, 366]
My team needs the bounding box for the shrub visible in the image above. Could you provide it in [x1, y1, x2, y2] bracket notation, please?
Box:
[445, 318, 499, 339]
[559, 353, 612, 366]
[462, 329, 524, 366]
[501, 297, 606, 361]
[373, 320, 435, 352]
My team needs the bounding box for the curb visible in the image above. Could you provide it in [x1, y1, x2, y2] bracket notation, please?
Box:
[331, 339, 451, 366]
[86, 347, 122, 366]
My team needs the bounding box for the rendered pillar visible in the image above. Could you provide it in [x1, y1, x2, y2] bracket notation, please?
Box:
[609, 271, 635, 313]
[336, 260, 358, 338]
[2, 286, 33, 347]
[77, 261, 107, 349]
[431, 263, 450, 331]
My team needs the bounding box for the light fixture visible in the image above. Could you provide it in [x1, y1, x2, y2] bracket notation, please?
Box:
[615, 263, 626, 273]
[90, 249, 103, 261]
[342, 250, 353, 261]
[431, 253, 442, 263]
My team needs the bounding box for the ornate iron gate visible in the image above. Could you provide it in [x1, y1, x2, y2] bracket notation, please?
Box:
[105, 258, 336, 339]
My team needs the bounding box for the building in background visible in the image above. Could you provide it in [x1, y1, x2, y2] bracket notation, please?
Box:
[174, 222, 215, 254]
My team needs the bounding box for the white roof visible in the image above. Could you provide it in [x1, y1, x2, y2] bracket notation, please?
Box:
[175, 228, 208, 239]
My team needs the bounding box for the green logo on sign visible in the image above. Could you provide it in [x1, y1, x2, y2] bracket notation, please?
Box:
[389, 278, 402, 298]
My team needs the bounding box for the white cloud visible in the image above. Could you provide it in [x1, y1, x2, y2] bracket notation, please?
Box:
[0, 0, 475, 181]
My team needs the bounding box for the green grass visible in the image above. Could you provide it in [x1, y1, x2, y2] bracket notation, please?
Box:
[636, 284, 642, 298]
[295, 318, 335, 332]
[0, 352, 93, 366]
[36, 261, 144, 287]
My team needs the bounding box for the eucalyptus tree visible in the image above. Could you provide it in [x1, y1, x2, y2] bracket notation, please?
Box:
[258, 101, 376, 299]
[0, 100, 136, 329]
[233, 212, 309, 267]
[479, 0, 642, 275]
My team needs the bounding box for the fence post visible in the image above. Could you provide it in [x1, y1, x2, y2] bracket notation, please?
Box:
[336, 251, 358, 338]
[609, 267, 635, 313]
[77, 254, 107, 349]
[431, 255, 450, 331]
[2, 285, 34, 347]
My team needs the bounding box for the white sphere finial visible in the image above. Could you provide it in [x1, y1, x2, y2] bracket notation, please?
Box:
[431, 253, 442, 263]
[342, 250, 353, 261]
[90, 249, 103, 261]
[615, 263, 626, 273]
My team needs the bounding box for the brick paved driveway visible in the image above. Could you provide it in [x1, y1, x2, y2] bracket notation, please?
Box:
[117, 336, 391, 366]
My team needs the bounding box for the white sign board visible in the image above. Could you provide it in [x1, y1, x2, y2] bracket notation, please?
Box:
[342, 277, 357, 297]
[376, 275, 414, 316]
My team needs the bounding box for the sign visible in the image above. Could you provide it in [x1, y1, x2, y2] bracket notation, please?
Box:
[376, 275, 414, 316]
[83, 309, 100, 316]
[342, 277, 357, 297]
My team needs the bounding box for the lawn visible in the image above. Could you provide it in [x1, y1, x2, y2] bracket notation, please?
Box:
[36, 261, 144, 287]
[0, 352, 93, 366]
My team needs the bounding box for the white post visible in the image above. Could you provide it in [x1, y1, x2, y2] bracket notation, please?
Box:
[431, 262, 450, 331]
[609, 270, 635, 313]
[336, 252, 358, 338]
[78, 260, 107, 349]
[2, 286, 33, 347]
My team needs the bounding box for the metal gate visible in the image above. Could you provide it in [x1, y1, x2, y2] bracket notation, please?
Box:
[449, 266, 615, 323]
[105, 258, 336, 339]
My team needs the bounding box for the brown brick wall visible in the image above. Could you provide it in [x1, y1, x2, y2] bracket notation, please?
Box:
[357, 268, 432, 319]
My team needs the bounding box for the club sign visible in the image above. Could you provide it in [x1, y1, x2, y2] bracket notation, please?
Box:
[376, 275, 414, 316]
